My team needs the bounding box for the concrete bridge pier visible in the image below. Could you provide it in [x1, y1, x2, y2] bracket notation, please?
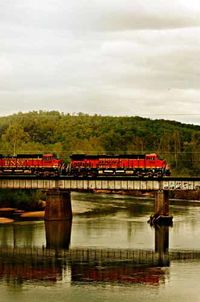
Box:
[44, 189, 72, 221]
[149, 190, 173, 225]
[155, 190, 169, 216]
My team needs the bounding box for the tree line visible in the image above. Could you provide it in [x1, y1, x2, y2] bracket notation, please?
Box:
[0, 111, 200, 176]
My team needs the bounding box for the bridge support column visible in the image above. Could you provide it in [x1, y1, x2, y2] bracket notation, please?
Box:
[155, 190, 169, 216]
[44, 189, 72, 221]
[155, 225, 169, 266]
[148, 190, 173, 225]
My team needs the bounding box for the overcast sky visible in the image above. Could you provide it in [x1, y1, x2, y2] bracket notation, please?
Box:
[1, 0, 200, 124]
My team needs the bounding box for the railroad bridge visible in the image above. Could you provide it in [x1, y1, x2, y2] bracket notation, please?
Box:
[0, 176, 200, 221]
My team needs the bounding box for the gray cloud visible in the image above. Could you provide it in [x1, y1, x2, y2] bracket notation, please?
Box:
[0, 0, 200, 124]
[1, 0, 200, 32]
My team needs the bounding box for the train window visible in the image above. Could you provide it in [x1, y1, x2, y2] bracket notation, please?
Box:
[43, 154, 54, 161]
[146, 154, 158, 160]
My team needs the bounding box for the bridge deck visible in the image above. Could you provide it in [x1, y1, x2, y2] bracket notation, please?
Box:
[0, 176, 199, 190]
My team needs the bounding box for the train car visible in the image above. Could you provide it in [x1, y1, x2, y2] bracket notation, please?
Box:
[68, 153, 170, 177]
[0, 153, 64, 176]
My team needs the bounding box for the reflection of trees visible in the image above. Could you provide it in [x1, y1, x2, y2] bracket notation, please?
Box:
[0, 223, 45, 248]
[0, 225, 14, 247]
[126, 201, 153, 217]
[13, 224, 35, 247]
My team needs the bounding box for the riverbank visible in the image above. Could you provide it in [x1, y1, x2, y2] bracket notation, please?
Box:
[0, 208, 44, 223]
[94, 189, 200, 201]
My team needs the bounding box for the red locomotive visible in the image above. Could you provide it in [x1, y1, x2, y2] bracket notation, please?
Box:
[0, 153, 64, 176]
[68, 153, 170, 177]
[0, 153, 170, 177]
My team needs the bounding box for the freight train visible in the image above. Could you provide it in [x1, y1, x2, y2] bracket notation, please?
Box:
[0, 153, 66, 177]
[0, 153, 170, 177]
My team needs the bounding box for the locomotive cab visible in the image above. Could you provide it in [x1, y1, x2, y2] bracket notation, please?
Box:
[42, 153, 56, 160]
[41, 153, 64, 176]
[145, 153, 158, 160]
[145, 153, 170, 176]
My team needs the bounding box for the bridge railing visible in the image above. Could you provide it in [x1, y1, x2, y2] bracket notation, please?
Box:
[0, 177, 200, 191]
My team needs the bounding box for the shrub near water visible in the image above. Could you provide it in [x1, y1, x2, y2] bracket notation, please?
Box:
[0, 189, 45, 211]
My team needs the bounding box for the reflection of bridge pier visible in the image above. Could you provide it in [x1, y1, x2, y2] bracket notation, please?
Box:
[45, 220, 72, 249]
[154, 225, 170, 266]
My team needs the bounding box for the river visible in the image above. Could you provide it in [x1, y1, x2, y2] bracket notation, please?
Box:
[0, 192, 200, 302]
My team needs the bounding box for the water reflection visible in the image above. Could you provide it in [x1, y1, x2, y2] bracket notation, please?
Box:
[0, 222, 45, 248]
[45, 220, 72, 249]
[0, 192, 171, 286]
[1, 193, 200, 302]
[71, 262, 166, 285]
[154, 225, 169, 266]
[0, 223, 170, 286]
[0, 250, 167, 286]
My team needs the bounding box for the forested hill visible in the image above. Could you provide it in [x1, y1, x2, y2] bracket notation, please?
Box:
[0, 111, 200, 176]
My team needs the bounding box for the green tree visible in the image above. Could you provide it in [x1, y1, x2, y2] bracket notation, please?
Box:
[1, 123, 30, 155]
